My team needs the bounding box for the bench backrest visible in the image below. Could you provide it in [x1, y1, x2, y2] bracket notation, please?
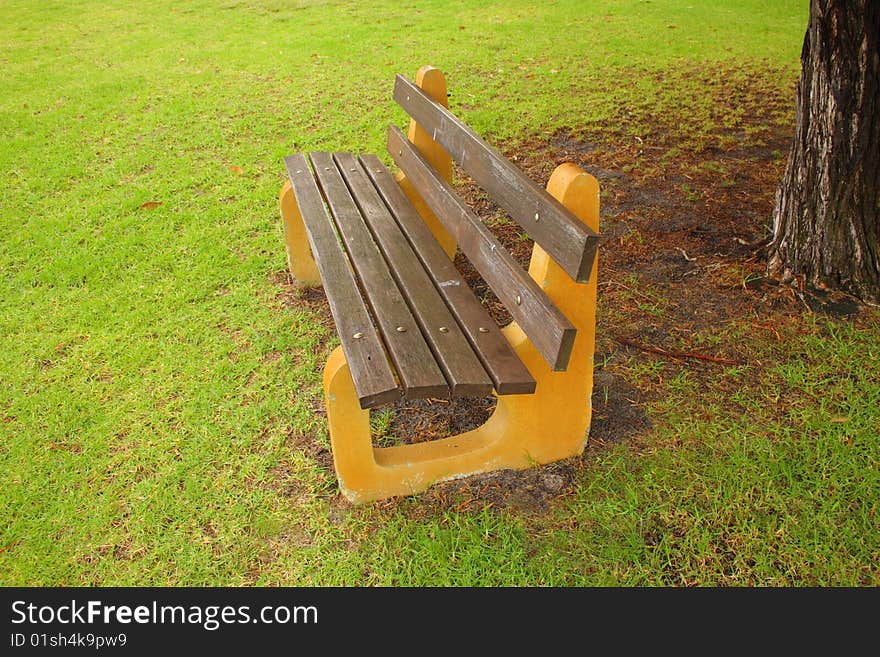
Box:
[389, 73, 600, 371]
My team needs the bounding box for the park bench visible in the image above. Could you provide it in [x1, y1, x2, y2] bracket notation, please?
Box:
[279, 66, 601, 503]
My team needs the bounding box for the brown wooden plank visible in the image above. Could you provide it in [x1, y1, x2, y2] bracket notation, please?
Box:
[394, 73, 599, 283]
[360, 154, 536, 394]
[334, 152, 494, 398]
[309, 151, 449, 399]
[386, 127, 577, 372]
[283, 154, 399, 409]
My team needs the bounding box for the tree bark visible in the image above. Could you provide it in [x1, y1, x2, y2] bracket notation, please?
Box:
[768, 0, 880, 302]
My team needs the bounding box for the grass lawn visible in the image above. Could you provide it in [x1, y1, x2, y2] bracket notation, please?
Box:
[2, 0, 877, 586]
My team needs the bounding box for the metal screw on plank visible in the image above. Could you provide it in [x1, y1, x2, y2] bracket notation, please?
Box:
[515, 295, 522, 305]
[534, 212, 540, 221]
[396, 326, 407, 333]
[296, 170, 303, 174]
[478, 327, 489, 333]
[353, 332, 364, 339]
[439, 326, 449, 333]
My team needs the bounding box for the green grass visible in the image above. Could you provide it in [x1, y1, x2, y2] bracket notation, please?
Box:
[2, 0, 877, 586]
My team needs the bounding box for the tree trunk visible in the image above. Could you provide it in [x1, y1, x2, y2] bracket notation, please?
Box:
[768, 0, 880, 303]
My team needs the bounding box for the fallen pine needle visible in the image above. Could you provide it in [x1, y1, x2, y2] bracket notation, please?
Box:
[615, 336, 742, 366]
[753, 322, 782, 340]
[676, 247, 697, 262]
[599, 279, 658, 304]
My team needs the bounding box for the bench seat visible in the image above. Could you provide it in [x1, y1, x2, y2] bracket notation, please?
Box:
[283, 151, 536, 409]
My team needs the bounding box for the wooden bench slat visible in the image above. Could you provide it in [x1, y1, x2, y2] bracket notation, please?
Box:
[360, 154, 537, 395]
[387, 127, 577, 372]
[283, 154, 400, 409]
[309, 152, 450, 400]
[334, 153, 494, 398]
[394, 73, 600, 283]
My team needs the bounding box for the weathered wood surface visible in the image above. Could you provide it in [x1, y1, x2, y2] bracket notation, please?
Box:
[387, 126, 577, 371]
[334, 152, 494, 397]
[361, 154, 537, 394]
[309, 152, 450, 400]
[394, 73, 600, 283]
[284, 154, 399, 408]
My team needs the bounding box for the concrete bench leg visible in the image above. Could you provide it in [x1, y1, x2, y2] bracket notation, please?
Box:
[324, 163, 600, 503]
[279, 180, 321, 287]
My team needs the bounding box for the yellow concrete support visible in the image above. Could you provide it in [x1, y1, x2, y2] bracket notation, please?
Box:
[279, 180, 321, 287]
[395, 65, 457, 259]
[324, 160, 600, 503]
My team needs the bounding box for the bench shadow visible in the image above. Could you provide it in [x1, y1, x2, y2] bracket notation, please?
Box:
[360, 368, 650, 514]
[285, 362, 648, 514]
